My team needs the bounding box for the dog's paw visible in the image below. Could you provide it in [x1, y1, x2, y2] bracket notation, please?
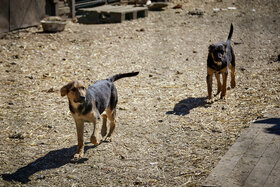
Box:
[74, 153, 84, 160]
[220, 96, 226, 100]
[206, 98, 214, 104]
[90, 135, 100, 145]
[231, 80, 236, 88]
[105, 136, 113, 142]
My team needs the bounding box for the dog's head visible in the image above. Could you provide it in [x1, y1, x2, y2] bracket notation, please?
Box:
[60, 80, 88, 103]
[209, 43, 227, 65]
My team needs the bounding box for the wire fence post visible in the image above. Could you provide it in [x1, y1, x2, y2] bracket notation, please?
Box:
[72, 0, 75, 20]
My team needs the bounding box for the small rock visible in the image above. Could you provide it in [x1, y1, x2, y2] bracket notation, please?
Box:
[133, 181, 143, 185]
[36, 175, 46, 180]
[188, 9, 204, 16]
[148, 2, 168, 11]
[136, 28, 145, 32]
[240, 67, 246, 71]
[43, 73, 49, 78]
[66, 175, 75, 179]
[213, 8, 220, 12]
[227, 7, 237, 10]
[173, 4, 182, 9]
[212, 129, 222, 133]
[233, 41, 243, 45]
[12, 55, 19, 59]
[119, 155, 125, 160]
[47, 88, 55, 93]
[9, 132, 24, 140]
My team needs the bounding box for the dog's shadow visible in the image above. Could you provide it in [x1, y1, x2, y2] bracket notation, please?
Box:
[166, 97, 208, 116]
[1, 143, 95, 184]
[254, 118, 280, 136]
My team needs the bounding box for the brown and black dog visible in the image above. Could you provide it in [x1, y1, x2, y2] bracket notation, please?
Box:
[206, 24, 235, 103]
[61, 72, 139, 159]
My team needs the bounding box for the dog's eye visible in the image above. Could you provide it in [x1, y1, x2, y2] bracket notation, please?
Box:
[81, 87, 85, 90]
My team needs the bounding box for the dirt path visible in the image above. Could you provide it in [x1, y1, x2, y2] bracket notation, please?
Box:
[0, 0, 279, 186]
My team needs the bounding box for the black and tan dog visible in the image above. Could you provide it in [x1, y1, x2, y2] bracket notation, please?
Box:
[206, 24, 235, 103]
[61, 72, 139, 159]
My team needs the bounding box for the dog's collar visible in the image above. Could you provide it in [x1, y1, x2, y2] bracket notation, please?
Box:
[69, 100, 92, 115]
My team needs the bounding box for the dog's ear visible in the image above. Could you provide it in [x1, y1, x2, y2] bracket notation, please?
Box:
[223, 43, 228, 53]
[82, 80, 88, 90]
[223, 43, 227, 48]
[208, 44, 215, 52]
[60, 81, 74, 97]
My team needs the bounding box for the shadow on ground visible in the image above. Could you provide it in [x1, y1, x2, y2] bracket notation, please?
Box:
[1, 144, 95, 184]
[254, 118, 280, 135]
[166, 97, 208, 116]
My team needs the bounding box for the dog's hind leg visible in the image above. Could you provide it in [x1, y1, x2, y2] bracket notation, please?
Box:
[90, 117, 101, 146]
[101, 114, 108, 138]
[229, 64, 236, 88]
[106, 108, 116, 142]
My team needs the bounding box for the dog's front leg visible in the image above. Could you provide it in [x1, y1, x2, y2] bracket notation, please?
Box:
[206, 70, 214, 103]
[74, 120, 84, 159]
[221, 70, 228, 99]
[215, 73, 222, 96]
[90, 117, 101, 146]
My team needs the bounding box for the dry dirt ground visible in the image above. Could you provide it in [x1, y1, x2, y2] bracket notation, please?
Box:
[0, 0, 279, 186]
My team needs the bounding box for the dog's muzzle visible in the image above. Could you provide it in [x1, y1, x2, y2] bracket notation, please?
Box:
[74, 96, 86, 103]
[214, 60, 222, 66]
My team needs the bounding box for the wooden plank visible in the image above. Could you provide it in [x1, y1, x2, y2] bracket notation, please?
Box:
[224, 128, 273, 186]
[0, 0, 9, 33]
[10, 0, 45, 31]
[74, 0, 106, 9]
[80, 5, 147, 14]
[203, 126, 261, 186]
[72, 0, 76, 20]
[204, 118, 280, 187]
[244, 135, 280, 186]
[264, 157, 280, 187]
[92, 5, 147, 13]
[78, 5, 147, 23]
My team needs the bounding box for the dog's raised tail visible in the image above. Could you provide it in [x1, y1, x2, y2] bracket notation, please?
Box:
[227, 23, 233, 41]
[109, 72, 139, 82]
